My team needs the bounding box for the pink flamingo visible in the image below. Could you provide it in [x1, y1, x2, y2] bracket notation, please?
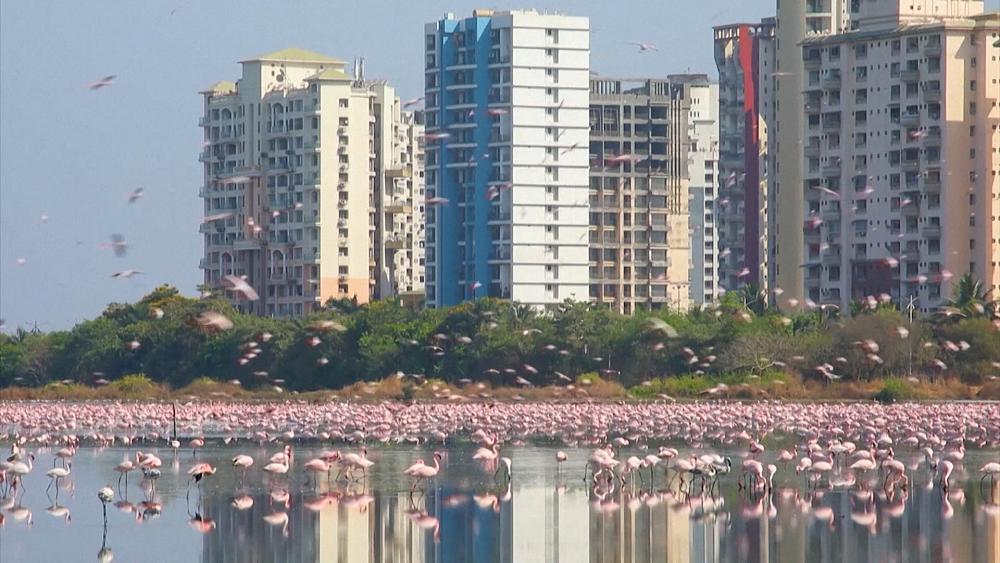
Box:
[231, 454, 254, 483]
[404, 452, 443, 492]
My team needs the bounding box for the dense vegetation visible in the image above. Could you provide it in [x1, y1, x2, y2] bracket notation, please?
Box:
[1, 280, 998, 395]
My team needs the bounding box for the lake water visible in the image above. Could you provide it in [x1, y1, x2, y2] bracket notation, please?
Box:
[1, 444, 997, 562]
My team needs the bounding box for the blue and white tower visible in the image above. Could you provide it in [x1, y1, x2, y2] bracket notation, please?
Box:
[423, 9, 590, 308]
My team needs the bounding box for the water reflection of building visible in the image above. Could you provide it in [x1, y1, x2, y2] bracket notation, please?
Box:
[511, 483, 589, 562]
[437, 486, 512, 563]
[202, 493, 317, 562]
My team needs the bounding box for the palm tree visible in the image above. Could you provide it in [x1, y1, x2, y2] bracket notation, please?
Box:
[945, 274, 996, 317]
[738, 284, 768, 316]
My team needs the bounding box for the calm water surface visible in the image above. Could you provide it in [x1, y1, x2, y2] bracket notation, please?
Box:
[1, 444, 998, 562]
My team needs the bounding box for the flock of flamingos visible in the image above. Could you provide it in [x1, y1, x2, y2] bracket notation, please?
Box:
[1, 400, 998, 536]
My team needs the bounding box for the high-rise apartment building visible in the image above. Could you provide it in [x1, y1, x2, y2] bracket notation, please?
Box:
[588, 78, 691, 314]
[423, 9, 591, 309]
[801, 0, 998, 310]
[199, 49, 425, 317]
[670, 74, 720, 305]
[770, 0, 851, 307]
[713, 20, 776, 295]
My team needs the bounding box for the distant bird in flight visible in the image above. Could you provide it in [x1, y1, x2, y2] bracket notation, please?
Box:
[222, 275, 260, 301]
[426, 196, 450, 206]
[402, 97, 424, 109]
[202, 212, 234, 223]
[128, 187, 145, 204]
[627, 42, 658, 53]
[108, 234, 128, 257]
[111, 270, 142, 279]
[87, 75, 116, 90]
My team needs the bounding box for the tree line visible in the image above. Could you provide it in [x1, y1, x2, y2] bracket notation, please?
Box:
[1, 278, 998, 391]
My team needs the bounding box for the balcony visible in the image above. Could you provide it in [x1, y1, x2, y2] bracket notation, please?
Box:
[923, 129, 942, 146]
[720, 151, 745, 170]
[199, 151, 216, 162]
[385, 200, 412, 214]
[822, 120, 841, 132]
[924, 42, 942, 56]
[822, 75, 841, 90]
[198, 117, 210, 127]
[386, 165, 412, 178]
[900, 69, 920, 82]
[900, 113, 920, 127]
[822, 163, 841, 177]
[805, 145, 821, 158]
[822, 252, 842, 265]
[384, 236, 407, 250]
[921, 225, 941, 238]
[923, 89, 941, 102]
[923, 176, 941, 192]
[821, 207, 841, 221]
[901, 160, 920, 173]
[488, 210, 512, 222]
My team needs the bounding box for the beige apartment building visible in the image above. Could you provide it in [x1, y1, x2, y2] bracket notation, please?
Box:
[770, 0, 852, 308]
[801, 1, 999, 310]
[588, 78, 691, 313]
[199, 48, 424, 317]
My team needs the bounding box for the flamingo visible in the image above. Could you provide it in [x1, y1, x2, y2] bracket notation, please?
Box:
[232, 454, 254, 483]
[980, 462, 1000, 488]
[54, 447, 75, 468]
[189, 438, 205, 457]
[263, 455, 291, 482]
[341, 447, 375, 480]
[46, 463, 71, 494]
[850, 458, 878, 486]
[495, 457, 512, 485]
[8, 453, 34, 494]
[97, 485, 114, 525]
[405, 452, 443, 492]
[303, 458, 332, 487]
[187, 463, 216, 498]
[113, 456, 135, 490]
[938, 460, 954, 491]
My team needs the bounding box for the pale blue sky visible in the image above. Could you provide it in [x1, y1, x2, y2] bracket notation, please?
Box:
[0, 0, 770, 331]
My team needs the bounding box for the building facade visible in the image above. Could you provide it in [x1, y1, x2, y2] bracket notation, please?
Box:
[801, 0, 998, 310]
[713, 21, 776, 296]
[588, 78, 692, 313]
[423, 9, 591, 309]
[770, 0, 851, 308]
[670, 74, 720, 305]
[199, 49, 424, 317]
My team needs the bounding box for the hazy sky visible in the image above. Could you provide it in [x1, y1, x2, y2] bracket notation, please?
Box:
[0, 0, 771, 331]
